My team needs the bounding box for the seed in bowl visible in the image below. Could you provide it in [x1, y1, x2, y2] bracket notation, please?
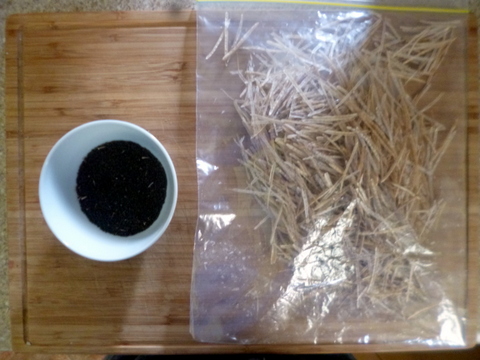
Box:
[76, 140, 167, 236]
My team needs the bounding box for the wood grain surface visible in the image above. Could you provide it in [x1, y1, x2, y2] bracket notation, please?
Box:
[5, 11, 479, 354]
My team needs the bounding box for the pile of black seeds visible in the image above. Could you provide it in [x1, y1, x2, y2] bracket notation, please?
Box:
[76, 140, 167, 236]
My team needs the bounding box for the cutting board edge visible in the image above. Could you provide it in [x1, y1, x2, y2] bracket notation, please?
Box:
[6, 10, 196, 31]
[6, 16, 27, 352]
[9, 342, 480, 354]
[465, 12, 480, 348]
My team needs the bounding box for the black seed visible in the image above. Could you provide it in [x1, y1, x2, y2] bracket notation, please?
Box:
[76, 140, 167, 236]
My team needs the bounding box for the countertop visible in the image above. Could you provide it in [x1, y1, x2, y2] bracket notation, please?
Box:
[0, 0, 478, 351]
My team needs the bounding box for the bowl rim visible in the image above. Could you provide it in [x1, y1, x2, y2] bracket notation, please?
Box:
[38, 119, 178, 262]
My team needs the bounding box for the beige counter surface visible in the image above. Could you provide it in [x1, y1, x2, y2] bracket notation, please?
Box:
[0, 0, 478, 352]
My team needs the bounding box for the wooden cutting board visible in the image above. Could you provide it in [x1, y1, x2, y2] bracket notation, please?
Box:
[5, 10, 479, 353]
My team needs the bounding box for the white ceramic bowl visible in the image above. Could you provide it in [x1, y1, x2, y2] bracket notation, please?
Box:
[39, 120, 178, 261]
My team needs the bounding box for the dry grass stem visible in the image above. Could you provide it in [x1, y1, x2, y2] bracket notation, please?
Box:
[210, 13, 458, 320]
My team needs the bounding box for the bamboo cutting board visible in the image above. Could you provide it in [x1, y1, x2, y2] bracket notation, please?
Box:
[5, 11, 479, 353]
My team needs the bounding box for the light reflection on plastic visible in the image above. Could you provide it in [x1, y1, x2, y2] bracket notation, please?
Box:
[200, 214, 236, 252]
[348, 11, 367, 19]
[196, 159, 219, 176]
[271, 202, 356, 324]
[291, 201, 355, 289]
[202, 213, 236, 230]
[438, 299, 465, 346]
[314, 32, 336, 43]
[317, 10, 367, 21]
[400, 299, 466, 346]
[314, 11, 370, 54]
[360, 335, 370, 344]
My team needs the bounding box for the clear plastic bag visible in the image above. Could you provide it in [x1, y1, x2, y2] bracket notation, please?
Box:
[191, 1, 470, 346]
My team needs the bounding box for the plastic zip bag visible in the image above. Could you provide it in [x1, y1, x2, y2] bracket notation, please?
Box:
[191, 0, 470, 346]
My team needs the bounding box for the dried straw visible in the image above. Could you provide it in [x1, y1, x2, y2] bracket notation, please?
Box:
[207, 13, 458, 319]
